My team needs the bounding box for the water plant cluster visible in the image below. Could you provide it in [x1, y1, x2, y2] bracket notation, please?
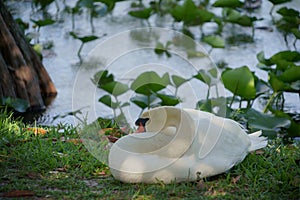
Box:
[5, 0, 300, 138]
[94, 50, 300, 138]
[91, 0, 299, 138]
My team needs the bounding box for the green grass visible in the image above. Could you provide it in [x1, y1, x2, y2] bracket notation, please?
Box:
[0, 111, 299, 199]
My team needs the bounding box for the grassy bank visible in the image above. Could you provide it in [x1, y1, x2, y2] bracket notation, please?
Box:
[0, 111, 299, 199]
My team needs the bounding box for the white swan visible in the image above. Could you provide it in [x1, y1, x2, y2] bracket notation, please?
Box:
[108, 106, 267, 183]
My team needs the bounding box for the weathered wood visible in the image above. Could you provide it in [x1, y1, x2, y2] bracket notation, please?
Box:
[0, 0, 57, 111]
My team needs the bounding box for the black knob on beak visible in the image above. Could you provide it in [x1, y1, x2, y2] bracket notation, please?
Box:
[135, 118, 149, 133]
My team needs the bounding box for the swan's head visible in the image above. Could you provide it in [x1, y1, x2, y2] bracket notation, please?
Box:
[134, 118, 149, 133]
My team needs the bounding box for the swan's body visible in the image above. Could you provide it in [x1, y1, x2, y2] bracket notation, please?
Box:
[108, 106, 267, 183]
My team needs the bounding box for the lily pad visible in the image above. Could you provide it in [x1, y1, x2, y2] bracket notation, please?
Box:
[170, 0, 197, 23]
[98, 95, 119, 109]
[93, 70, 114, 87]
[194, 68, 218, 86]
[154, 41, 172, 57]
[269, 73, 295, 92]
[221, 66, 256, 99]
[203, 35, 225, 48]
[257, 51, 300, 70]
[101, 81, 129, 96]
[273, 110, 300, 137]
[270, 51, 300, 64]
[69, 32, 99, 43]
[277, 7, 300, 17]
[212, 0, 243, 8]
[171, 75, 187, 88]
[194, 70, 212, 86]
[31, 19, 55, 28]
[157, 93, 181, 106]
[278, 66, 300, 83]
[129, 7, 152, 19]
[223, 8, 257, 27]
[268, 0, 292, 6]
[242, 108, 291, 137]
[130, 94, 157, 110]
[291, 28, 300, 39]
[197, 97, 229, 116]
[131, 71, 169, 95]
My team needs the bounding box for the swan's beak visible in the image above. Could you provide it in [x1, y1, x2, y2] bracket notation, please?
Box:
[135, 118, 149, 133]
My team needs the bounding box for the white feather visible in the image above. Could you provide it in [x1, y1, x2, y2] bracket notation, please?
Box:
[248, 130, 268, 152]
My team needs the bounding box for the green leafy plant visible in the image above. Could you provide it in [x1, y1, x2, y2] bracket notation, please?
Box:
[194, 68, 219, 99]
[77, 0, 109, 32]
[222, 8, 258, 36]
[30, 18, 55, 43]
[31, 19, 56, 33]
[202, 35, 225, 54]
[235, 108, 291, 137]
[267, 0, 292, 15]
[170, 0, 216, 33]
[63, 4, 82, 30]
[256, 50, 300, 112]
[93, 70, 129, 120]
[128, 7, 153, 20]
[212, 0, 244, 8]
[69, 32, 104, 61]
[216, 51, 300, 138]
[93, 70, 184, 116]
[32, 0, 59, 11]
[275, 7, 300, 48]
[0, 97, 30, 113]
[221, 66, 256, 107]
[154, 41, 172, 57]
[130, 71, 173, 111]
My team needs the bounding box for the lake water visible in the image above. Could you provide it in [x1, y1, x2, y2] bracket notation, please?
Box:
[7, 0, 300, 126]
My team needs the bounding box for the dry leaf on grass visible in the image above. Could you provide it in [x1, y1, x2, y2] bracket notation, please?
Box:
[66, 138, 83, 145]
[255, 149, 265, 155]
[93, 170, 107, 176]
[231, 175, 242, 184]
[24, 127, 48, 135]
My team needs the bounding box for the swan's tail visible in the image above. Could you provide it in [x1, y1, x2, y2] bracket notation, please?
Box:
[248, 131, 268, 152]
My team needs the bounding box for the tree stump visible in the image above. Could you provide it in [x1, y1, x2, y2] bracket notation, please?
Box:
[0, 0, 57, 111]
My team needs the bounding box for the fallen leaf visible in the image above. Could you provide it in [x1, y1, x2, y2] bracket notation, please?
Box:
[56, 167, 67, 172]
[107, 135, 118, 143]
[231, 175, 241, 184]
[93, 170, 107, 176]
[1, 190, 35, 197]
[66, 138, 83, 145]
[24, 127, 48, 135]
[255, 149, 265, 155]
